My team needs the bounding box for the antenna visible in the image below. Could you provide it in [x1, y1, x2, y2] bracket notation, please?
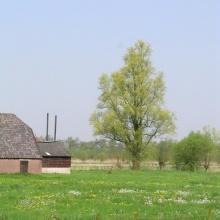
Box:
[54, 115, 57, 141]
[46, 113, 49, 141]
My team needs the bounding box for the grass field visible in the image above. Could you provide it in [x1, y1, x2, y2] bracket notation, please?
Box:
[0, 170, 220, 219]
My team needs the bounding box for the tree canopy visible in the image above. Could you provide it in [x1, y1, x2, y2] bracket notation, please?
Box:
[91, 41, 175, 169]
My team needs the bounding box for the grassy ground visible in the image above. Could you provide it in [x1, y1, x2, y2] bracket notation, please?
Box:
[0, 170, 220, 219]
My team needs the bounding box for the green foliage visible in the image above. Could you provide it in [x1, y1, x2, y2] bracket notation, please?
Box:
[202, 126, 220, 163]
[154, 140, 174, 169]
[174, 132, 214, 171]
[91, 41, 175, 169]
[67, 137, 128, 161]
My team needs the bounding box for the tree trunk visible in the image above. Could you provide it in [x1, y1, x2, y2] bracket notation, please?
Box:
[131, 159, 140, 169]
[128, 142, 142, 170]
[159, 161, 164, 170]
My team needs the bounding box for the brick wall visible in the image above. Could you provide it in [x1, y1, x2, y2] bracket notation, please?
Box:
[42, 157, 71, 168]
[0, 159, 42, 173]
[28, 159, 42, 173]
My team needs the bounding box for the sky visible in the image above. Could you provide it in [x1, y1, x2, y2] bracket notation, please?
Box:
[0, 0, 219, 141]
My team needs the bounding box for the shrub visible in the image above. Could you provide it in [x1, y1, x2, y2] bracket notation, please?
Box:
[173, 132, 214, 171]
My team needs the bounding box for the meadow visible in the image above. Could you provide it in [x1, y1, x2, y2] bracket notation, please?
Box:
[0, 170, 220, 220]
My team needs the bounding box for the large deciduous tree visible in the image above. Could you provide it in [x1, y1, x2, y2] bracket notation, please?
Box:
[91, 41, 175, 169]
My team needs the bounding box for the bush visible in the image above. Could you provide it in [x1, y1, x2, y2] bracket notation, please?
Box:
[173, 132, 214, 171]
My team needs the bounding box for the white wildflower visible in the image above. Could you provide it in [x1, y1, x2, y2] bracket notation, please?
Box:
[68, 190, 81, 196]
[174, 197, 187, 204]
[176, 191, 190, 197]
[118, 188, 136, 194]
[145, 196, 153, 206]
[193, 197, 211, 204]
[158, 198, 163, 203]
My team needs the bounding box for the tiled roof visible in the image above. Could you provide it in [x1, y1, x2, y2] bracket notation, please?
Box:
[0, 113, 41, 159]
[38, 141, 70, 157]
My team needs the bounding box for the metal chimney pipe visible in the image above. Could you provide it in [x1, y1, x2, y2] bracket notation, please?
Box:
[54, 115, 57, 141]
[46, 113, 49, 141]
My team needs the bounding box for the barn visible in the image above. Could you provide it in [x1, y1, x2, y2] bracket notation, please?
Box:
[0, 113, 42, 173]
[38, 141, 71, 174]
[0, 113, 71, 174]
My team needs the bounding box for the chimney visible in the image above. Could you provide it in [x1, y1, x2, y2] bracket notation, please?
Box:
[54, 115, 57, 141]
[46, 113, 49, 141]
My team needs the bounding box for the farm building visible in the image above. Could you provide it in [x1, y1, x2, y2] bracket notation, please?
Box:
[0, 113, 42, 173]
[38, 141, 71, 174]
[0, 113, 71, 174]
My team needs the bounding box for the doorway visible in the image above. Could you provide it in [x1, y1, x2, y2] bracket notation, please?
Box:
[20, 160, 28, 173]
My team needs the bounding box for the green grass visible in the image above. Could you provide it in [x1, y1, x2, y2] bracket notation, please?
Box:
[0, 170, 220, 219]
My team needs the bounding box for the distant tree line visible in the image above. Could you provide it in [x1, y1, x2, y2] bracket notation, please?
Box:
[66, 126, 220, 171]
[66, 138, 128, 162]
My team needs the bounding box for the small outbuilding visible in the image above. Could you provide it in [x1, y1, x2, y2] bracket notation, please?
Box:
[38, 141, 71, 174]
[0, 113, 42, 173]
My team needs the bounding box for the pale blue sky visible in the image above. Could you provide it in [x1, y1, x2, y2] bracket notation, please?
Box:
[0, 1, 219, 140]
